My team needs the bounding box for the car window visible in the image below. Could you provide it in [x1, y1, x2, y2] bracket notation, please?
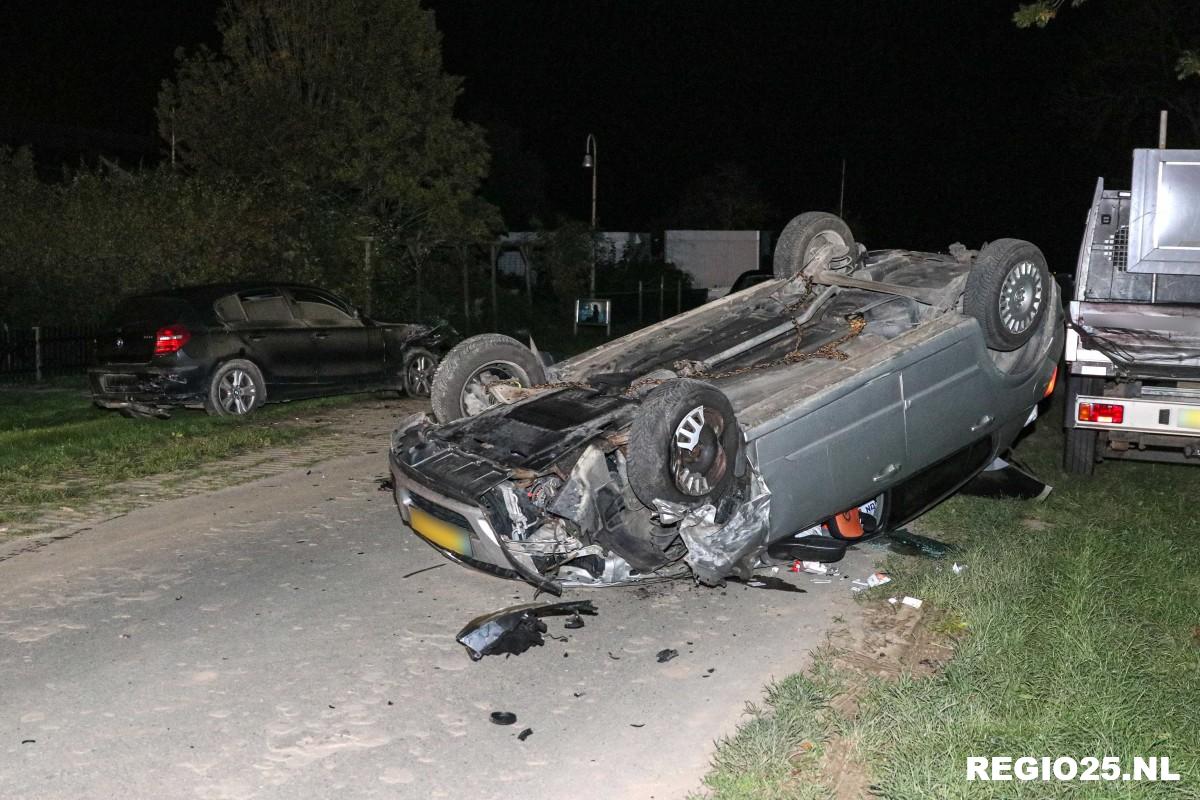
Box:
[214, 294, 247, 323]
[238, 290, 294, 323]
[289, 289, 359, 326]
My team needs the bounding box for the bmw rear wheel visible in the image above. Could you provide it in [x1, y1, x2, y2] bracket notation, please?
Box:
[205, 359, 266, 417]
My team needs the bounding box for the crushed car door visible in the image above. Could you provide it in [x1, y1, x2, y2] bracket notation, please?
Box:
[287, 288, 384, 386]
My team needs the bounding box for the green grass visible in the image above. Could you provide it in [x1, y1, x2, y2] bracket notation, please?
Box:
[699, 397, 1200, 799]
[0, 381, 357, 524]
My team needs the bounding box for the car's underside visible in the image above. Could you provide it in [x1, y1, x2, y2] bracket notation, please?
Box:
[390, 215, 1062, 591]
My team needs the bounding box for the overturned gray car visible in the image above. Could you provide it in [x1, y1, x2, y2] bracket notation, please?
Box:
[389, 213, 1062, 592]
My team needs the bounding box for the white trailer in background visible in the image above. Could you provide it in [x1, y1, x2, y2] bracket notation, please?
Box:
[664, 230, 771, 297]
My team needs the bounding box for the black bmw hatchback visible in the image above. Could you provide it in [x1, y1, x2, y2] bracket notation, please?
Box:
[89, 283, 456, 417]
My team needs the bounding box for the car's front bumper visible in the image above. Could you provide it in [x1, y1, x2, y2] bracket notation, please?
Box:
[387, 447, 558, 590]
[88, 364, 207, 409]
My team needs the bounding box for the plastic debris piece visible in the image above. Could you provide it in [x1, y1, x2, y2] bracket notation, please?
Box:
[517, 728, 533, 741]
[952, 562, 968, 574]
[656, 648, 679, 663]
[490, 711, 517, 726]
[564, 614, 585, 630]
[630, 723, 645, 728]
[800, 560, 828, 575]
[888, 596, 898, 604]
[607, 651, 621, 660]
[901, 596, 923, 609]
[865, 572, 891, 588]
[887, 529, 959, 559]
[456, 601, 598, 660]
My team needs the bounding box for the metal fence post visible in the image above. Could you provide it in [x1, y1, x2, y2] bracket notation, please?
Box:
[637, 281, 643, 325]
[33, 326, 42, 382]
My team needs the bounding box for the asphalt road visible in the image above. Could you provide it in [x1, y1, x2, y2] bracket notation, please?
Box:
[0, 449, 874, 800]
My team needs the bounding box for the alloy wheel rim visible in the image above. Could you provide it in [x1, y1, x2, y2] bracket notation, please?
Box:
[407, 355, 435, 396]
[218, 369, 256, 414]
[998, 260, 1043, 335]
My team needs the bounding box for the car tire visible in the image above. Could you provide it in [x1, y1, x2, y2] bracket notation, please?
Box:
[626, 379, 740, 508]
[964, 239, 1050, 351]
[1063, 375, 1103, 476]
[773, 212, 857, 279]
[402, 347, 438, 398]
[205, 359, 266, 417]
[430, 334, 547, 422]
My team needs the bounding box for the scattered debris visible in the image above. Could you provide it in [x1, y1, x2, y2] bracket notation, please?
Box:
[887, 529, 958, 559]
[456, 600, 598, 660]
[21, 739, 35, 744]
[630, 723, 645, 728]
[376, 477, 395, 492]
[656, 648, 679, 663]
[490, 711, 517, 726]
[730, 575, 807, 593]
[791, 560, 839, 575]
[517, 728, 534, 741]
[851, 572, 892, 593]
[961, 456, 1052, 501]
[608, 651, 621, 660]
[563, 614, 585, 629]
[901, 596, 923, 609]
[951, 562, 968, 575]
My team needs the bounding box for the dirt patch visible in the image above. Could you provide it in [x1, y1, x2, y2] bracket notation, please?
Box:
[814, 602, 958, 799]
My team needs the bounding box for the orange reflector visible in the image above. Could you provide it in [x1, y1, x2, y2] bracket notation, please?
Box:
[1078, 402, 1124, 424]
[1043, 366, 1058, 398]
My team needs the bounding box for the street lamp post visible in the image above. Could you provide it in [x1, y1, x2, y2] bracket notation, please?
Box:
[582, 133, 598, 295]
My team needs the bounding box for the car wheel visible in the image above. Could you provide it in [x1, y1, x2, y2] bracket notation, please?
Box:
[402, 347, 438, 398]
[626, 379, 740, 508]
[1063, 375, 1103, 476]
[205, 359, 266, 417]
[964, 239, 1050, 351]
[773, 212, 857, 279]
[430, 334, 547, 422]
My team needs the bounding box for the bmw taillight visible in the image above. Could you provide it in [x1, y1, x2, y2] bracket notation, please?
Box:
[1078, 401, 1124, 424]
[153, 325, 191, 356]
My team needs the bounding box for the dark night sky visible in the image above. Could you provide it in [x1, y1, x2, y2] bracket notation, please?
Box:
[0, 1, 1179, 269]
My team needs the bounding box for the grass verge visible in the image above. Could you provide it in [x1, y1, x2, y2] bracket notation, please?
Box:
[697, 400, 1200, 799]
[0, 381, 358, 524]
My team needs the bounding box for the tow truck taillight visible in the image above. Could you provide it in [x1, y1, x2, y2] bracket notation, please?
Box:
[153, 325, 191, 356]
[1078, 401, 1124, 424]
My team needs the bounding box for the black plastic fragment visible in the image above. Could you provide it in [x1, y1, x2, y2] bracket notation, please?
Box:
[490, 711, 517, 726]
[960, 458, 1052, 501]
[517, 727, 533, 741]
[656, 648, 679, 663]
[564, 614, 585, 629]
[886, 529, 959, 559]
[630, 723, 645, 728]
[376, 477, 395, 492]
[457, 600, 598, 660]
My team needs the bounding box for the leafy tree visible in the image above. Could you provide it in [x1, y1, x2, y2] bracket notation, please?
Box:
[1014, 0, 1200, 143]
[158, 0, 493, 309]
[665, 162, 774, 230]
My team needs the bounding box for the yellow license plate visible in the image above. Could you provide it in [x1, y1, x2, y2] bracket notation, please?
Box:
[1179, 409, 1200, 430]
[409, 506, 473, 557]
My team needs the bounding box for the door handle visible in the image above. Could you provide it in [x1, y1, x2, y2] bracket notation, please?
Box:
[873, 462, 901, 482]
[970, 414, 994, 432]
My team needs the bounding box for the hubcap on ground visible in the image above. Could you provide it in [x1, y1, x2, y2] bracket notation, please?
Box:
[998, 260, 1043, 335]
[670, 405, 729, 497]
[218, 369, 256, 415]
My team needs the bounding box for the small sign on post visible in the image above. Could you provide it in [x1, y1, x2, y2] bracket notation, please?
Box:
[574, 298, 611, 338]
